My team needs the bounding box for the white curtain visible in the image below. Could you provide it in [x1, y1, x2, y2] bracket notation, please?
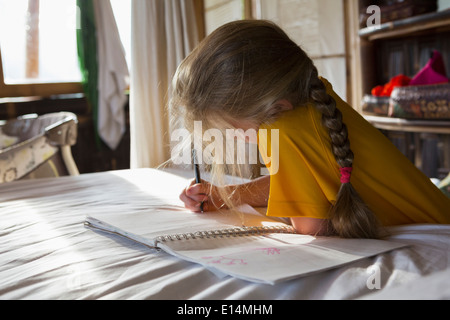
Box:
[93, 0, 130, 150]
[130, 0, 199, 168]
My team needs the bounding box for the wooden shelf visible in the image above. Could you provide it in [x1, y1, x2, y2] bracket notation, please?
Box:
[364, 115, 450, 134]
[354, 2, 450, 177]
[359, 9, 450, 41]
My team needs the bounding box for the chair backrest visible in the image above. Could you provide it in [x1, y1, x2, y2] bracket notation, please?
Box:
[0, 112, 79, 183]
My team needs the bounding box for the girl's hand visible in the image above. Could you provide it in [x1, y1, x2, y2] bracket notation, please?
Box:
[179, 179, 227, 213]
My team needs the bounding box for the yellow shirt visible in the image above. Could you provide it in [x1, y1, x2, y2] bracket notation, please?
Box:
[259, 79, 450, 226]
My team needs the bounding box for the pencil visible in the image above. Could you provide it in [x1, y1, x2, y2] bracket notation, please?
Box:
[192, 149, 204, 213]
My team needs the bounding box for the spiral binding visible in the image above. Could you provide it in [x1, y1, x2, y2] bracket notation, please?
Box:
[155, 225, 297, 243]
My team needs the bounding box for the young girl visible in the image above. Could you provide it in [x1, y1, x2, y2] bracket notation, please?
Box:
[171, 20, 450, 238]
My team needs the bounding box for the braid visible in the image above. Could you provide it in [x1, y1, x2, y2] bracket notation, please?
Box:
[309, 70, 380, 239]
[309, 75, 353, 168]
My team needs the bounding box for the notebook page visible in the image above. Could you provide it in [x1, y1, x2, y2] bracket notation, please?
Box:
[85, 204, 290, 248]
[159, 233, 406, 284]
[86, 207, 406, 284]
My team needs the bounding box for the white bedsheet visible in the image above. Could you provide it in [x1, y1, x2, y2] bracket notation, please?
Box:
[0, 168, 449, 300]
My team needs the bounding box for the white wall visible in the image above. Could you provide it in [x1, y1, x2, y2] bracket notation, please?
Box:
[257, 0, 347, 101]
[203, 0, 348, 102]
[204, 0, 243, 34]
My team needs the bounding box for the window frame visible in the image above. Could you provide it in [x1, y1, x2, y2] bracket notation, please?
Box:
[0, 51, 83, 97]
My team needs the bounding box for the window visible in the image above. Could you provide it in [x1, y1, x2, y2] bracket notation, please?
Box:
[0, 0, 131, 98]
[0, 0, 81, 85]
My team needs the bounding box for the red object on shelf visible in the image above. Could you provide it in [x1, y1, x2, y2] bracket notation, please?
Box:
[371, 75, 411, 97]
[371, 51, 449, 98]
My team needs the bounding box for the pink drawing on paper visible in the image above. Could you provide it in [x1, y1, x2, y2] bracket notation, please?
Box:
[202, 248, 281, 266]
[256, 247, 281, 255]
[202, 256, 247, 266]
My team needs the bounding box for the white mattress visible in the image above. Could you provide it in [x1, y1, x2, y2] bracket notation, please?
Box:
[0, 168, 449, 300]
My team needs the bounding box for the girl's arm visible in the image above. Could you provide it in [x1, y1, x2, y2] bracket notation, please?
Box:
[180, 175, 270, 212]
[180, 175, 329, 235]
[230, 175, 270, 207]
[290, 217, 329, 236]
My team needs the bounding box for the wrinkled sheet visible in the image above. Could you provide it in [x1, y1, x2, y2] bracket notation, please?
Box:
[0, 168, 449, 300]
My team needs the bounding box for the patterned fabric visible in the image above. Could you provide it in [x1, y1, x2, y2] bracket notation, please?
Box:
[0, 130, 19, 149]
[0, 135, 58, 183]
[0, 112, 78, 183]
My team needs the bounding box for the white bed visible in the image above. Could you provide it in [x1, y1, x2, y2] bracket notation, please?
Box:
[0, 168, 449, 300]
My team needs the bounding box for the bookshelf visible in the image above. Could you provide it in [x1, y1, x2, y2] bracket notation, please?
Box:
[359, 9, 450, 41]
[353, 4, 450, 179]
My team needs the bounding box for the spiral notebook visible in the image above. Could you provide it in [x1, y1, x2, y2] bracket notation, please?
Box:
[85, 204, 406, 285]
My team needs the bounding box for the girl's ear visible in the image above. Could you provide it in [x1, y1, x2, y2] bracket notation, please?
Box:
[274, 99, 294, 112]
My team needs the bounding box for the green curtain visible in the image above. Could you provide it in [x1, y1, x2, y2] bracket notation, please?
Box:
[76, 0, 100, 147]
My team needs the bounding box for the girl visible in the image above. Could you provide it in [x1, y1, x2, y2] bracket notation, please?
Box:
[171, 20, 450, 238]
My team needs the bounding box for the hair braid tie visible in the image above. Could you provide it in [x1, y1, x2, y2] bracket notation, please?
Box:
[340, 167, 353, 184]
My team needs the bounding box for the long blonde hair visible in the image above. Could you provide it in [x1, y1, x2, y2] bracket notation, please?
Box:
[170, 20, 379, 238]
